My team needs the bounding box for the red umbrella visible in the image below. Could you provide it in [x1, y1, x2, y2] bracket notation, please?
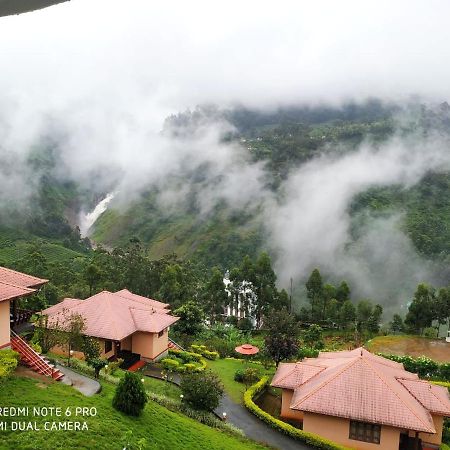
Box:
[235, 344, 259, 356]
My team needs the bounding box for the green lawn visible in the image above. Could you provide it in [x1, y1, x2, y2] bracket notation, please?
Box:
[207, 358, 275, 404]
[143, 376, 181, 401]
[0, 375, 268, 450]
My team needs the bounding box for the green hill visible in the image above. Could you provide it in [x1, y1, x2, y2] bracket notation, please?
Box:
[0, 375, 266, 450]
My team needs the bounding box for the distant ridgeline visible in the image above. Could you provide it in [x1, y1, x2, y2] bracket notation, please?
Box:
[1, 101, 450, 273]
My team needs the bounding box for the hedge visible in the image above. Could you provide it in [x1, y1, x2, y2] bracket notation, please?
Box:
[244, 377, 350, 450]
[164, 349, 207, 373]
[190, 345, 220, 360]
[379, 354, 450, 381]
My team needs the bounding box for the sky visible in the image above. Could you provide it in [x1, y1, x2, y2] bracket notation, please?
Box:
[1, 0, 450, 117]
[1, 0, 450, 314]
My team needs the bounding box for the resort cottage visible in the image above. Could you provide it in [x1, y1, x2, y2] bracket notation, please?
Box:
[42, 289, 179, 363]
[271, 348, 450, 450]
[0, 266, 48, 350]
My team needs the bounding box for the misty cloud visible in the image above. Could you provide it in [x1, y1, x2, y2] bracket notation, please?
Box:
[267, 134, 450, 310]
[1, 0, 450, 316]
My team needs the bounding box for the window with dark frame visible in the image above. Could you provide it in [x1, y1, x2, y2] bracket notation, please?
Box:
[349, 421, 381, 444]
[104, 340, 113, 353]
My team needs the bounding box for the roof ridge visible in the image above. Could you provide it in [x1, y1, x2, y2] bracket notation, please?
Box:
[363, 357, 435, 433]
[292, 357, 358, 409]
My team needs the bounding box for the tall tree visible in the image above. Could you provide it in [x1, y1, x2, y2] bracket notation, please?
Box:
[336, 281, 351, 304]
[390, 314, 404, 334]
[339, 300, 356, 330]
[203, 267, 228, 323]
[306, 268, 323, 321]
[405, 283, 435, 334]
[264, 308, 299, 366]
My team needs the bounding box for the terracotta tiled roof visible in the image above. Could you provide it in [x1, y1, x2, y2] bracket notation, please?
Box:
[0, 266, 48, 288]
[0, 281, 36, 302]
[115, 289, 170, 310]
[271, 362, 325, 389]
[41, 290, 178, 341]
[398, 379, 450, 416]
[272, 347, 450, 433]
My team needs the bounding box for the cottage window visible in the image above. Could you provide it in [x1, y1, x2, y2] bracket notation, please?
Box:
[158, 329, 165, 338]
[104, 340, 113, 353]
[349, 421, 381, 444]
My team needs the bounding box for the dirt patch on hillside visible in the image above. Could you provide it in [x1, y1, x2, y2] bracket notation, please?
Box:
[15, 365, 54, 384]
[367, 335, 450, 362]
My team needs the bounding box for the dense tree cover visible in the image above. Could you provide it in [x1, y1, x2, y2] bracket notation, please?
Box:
[405, 283, 450, 335]
[301, 268, 383, 335]
[227, 252, 289, 328]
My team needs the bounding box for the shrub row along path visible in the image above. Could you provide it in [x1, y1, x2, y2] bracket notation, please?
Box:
[143, 366, 310, 450]
[57, 364, 101, 397]
[215, 394, 310, 450]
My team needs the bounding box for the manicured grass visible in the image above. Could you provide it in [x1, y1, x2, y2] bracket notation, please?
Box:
[142, 376, 181, 401]
[366, 334, 450, 363]
[0, 375, 268, 450]
[207, 358, 275, 404]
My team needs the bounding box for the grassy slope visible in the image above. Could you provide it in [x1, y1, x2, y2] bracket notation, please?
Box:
[0, 227, 86, 266]
[92, 201, 263, 269]
[0, 375, 267, 450]
[207, 359, 275, 404]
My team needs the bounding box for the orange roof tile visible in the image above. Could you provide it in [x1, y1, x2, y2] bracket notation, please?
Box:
[0, 281, 36, 302]
[0, 266, 48, 288]
[42, 290, 178, 341]
[272, 348, 449, 433]
[399, 379, 450, 416]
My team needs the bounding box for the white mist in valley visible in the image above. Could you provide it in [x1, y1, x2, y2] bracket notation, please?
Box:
[267, 135, 450, 312]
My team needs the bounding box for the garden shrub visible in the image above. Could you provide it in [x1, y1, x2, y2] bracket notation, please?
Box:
[244, 377, 350, 450]
[105, 358, 124, 375]
[165, 349, 207, 372]
[190, 345, 219, 360]
[184, 363, 197, 372]
[180, 371, 224, 411]
[113, 372, 148, 416]
[234, 369, 245, 382]
[0, 350, 19, 380]
[161, 358, 180, 371]
[30, 342, 42, 354]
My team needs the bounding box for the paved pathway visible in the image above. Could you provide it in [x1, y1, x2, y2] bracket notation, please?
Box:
[143, 364, 310, 450]
[215, 394, 310, 450]
[57, 364, 101, 397]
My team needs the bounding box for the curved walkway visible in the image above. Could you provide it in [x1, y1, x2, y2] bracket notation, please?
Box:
[57, 364, 101, 397]
[215, 395, 311, 450]
[143, 365, 311, 450]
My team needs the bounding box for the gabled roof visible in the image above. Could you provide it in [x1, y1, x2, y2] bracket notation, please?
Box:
[0, 266, 48, 288]
[0, 281, 36, 302]
[41, 290, 179, 341]
[272, 348, 450, 433]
